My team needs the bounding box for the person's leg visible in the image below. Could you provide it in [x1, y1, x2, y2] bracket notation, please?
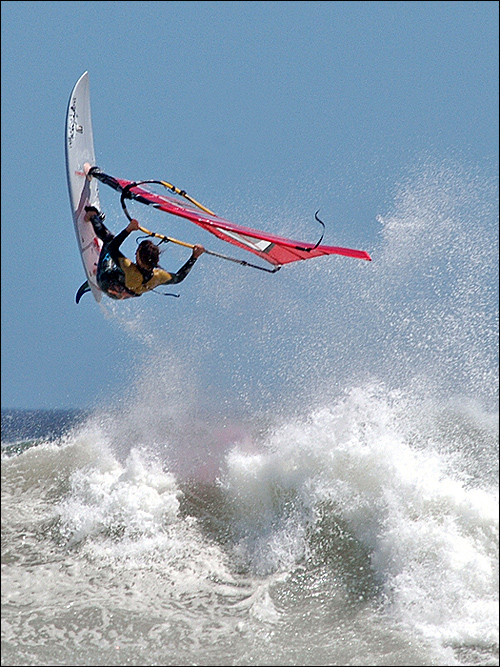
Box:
[84, 206, 114, 244]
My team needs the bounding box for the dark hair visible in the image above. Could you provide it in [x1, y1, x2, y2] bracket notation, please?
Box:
[137, 240, 160, 270]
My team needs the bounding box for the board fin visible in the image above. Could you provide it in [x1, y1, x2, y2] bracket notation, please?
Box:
[76, 280, 91, 304]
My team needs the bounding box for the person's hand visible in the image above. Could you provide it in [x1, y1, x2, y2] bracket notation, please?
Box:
[126, 219, 141, 232]
[192, 244, 205, 259]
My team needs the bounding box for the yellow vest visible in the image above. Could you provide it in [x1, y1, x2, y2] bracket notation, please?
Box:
[118, 258, 172, 295]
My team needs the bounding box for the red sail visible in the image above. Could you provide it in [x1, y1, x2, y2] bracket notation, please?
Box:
[109, 175, 372, 266]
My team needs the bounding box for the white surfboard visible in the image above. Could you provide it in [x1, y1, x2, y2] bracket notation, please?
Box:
[65, 72, 103, 302]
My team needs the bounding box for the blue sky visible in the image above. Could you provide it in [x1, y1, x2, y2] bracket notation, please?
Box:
[1, 1, 498, 411]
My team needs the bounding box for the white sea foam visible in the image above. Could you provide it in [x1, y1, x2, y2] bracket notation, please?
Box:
[220, 383, 499, 654]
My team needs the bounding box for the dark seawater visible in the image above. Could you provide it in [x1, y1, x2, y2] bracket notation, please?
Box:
[1, 409, 87, 455]
[2, 394, 498, 667]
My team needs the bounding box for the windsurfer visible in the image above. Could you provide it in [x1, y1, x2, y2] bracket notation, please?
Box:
[78, 206, 205, 301]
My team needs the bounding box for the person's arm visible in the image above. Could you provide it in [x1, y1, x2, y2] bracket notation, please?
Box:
[108, 219, 139, 256]
[166, 245, 205, 284]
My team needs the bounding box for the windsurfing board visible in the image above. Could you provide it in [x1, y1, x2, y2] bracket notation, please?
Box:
[65, 71, 103, 302]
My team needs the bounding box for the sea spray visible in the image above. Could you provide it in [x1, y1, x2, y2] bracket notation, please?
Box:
[219, 383, 499, 658]
[3, 157, 497, 666]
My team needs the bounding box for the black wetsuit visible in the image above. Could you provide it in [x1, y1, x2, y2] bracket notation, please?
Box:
[88, 212, 198, 300]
